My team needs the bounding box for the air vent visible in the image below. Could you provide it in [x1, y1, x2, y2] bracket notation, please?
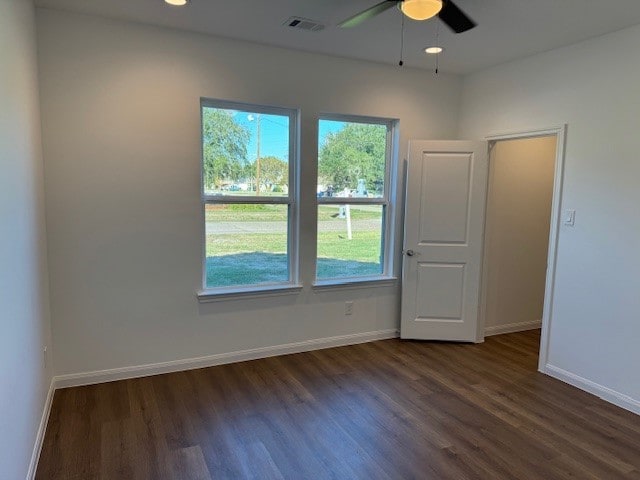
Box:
[284, 16, 325, 32]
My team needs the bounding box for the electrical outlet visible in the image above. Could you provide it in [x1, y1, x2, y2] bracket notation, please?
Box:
[345, 301, 354, 316]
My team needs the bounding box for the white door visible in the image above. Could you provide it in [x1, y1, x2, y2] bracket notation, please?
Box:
[401, 140, 489, 342]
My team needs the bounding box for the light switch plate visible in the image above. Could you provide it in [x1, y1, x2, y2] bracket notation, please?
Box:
[563, 209, 576, 226]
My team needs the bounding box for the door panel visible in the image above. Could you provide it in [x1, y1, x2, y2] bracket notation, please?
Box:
[416, 263, 465, 319]
[401, 141, 488, 342]
[419, 153, 471, 244]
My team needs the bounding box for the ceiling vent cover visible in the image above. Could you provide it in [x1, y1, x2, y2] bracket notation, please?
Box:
[284, 16, 325, 32]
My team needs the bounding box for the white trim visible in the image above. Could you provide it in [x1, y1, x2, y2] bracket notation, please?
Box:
[202, 195, 291, 204]
[485, 319, 541, 336]
[317, 197, 388, 205]
[197, 283, 303, 302]
[53, 329, 400, 389]
[485, 126, 566, 141]
[312, 276, 397, 291]
[543, 364, 640, 416]
[27, 379, 55, 480]
[480, 125, 567, 372]
[538, 126, 567, 370]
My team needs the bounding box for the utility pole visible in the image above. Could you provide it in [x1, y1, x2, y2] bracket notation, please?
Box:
[256, 114, 261, 196]
[247, 113, 262, 195]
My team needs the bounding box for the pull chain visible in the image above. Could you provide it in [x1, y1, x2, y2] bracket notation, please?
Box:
[435, 21, 440, 74]
[399, 13, 405, 67]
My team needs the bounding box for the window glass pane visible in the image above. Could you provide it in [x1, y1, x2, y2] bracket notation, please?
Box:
[318, 119, 387, 199]
[205, 204, 289, 288]
[316, 204, 384, 279]
[202, 107, 290, 197]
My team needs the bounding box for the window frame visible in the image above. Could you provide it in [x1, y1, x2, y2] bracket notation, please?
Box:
[315, 113, 398, 285]
[198, 98, 301, 298]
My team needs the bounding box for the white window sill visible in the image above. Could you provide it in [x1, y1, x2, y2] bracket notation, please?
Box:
[312, 276, 398, 292]
[197, 284, 304, 302]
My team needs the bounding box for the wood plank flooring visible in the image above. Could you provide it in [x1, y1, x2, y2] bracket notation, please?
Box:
[36, 330, 640, 479]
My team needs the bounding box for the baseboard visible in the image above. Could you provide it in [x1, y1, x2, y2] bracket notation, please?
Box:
[543, 364, 640, 416]
[485, 319, 542, 336]
[53, 329, 400, 389]
[26, 378, 55, 480]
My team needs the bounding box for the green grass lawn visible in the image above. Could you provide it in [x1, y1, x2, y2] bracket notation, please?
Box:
[206, 231, 381, 260]
[204, 205, 383, 287]
[206, 233, 287, 255]
[205, 204, 381, 222]
[316, 231, 382, 264]
[206, 230, 382, 287]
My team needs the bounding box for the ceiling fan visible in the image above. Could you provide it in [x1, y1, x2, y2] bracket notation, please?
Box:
[339, 0, 476, 33]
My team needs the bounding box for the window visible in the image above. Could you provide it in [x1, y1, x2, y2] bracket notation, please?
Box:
[316, 116, 396, 283]
[200, 100, 298, 293]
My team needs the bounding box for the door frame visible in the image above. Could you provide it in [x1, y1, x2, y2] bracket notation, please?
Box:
[479, 125, 567, 373]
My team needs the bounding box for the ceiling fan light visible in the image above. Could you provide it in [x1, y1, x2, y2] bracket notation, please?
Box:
[401, 0, 443, 21]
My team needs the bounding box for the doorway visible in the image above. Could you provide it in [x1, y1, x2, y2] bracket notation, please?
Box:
[400, 127, 565, 366]
[480, 129, 564, 368]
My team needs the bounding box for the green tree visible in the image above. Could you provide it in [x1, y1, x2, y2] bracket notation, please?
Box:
[318, 123, 386, 194]
[259, 156, 288, 187]
[242, 161, 256, 187]
[202, 108, 251, 189]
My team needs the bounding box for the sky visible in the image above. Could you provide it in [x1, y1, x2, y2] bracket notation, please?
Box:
[230, 110, 345, 164]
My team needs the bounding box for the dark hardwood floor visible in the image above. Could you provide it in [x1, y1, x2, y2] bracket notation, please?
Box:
[36, 330, 640, 479]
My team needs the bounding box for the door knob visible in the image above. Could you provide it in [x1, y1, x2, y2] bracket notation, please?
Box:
[405, 249, 415, 256]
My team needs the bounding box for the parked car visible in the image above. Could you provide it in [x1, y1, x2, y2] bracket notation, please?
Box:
[317, 185, 335, 198]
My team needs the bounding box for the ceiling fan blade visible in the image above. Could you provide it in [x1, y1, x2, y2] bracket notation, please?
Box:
[438, 0, 476, 33]
[339, 0, 398, 28]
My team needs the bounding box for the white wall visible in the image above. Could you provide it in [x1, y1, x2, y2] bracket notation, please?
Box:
[460, 25, 640, 410]
[484, 136, 555, 334]
[36, 9, 462, 377]
[0, 0, 53, 477]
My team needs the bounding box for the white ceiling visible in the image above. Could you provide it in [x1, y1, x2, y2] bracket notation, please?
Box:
[35, 0, 640, 74]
